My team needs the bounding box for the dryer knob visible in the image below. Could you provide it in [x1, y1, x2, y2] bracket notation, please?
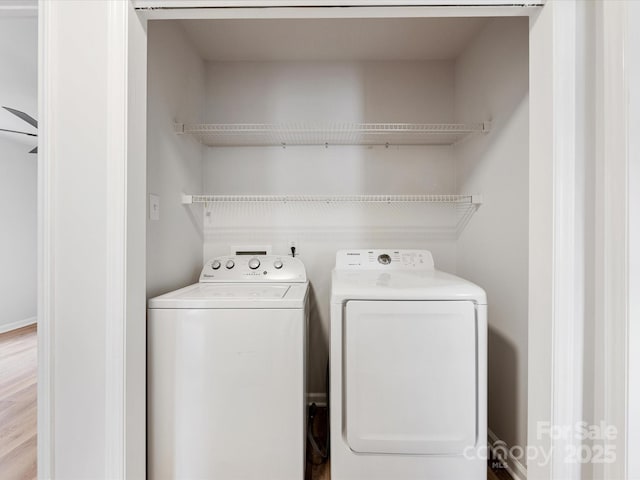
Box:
[377, 254, 391, 265]
[211, 260, 221, 270]
[273, 260, 283, 269]
[248, 258, 260, 270]
[225, 260, 235, 269]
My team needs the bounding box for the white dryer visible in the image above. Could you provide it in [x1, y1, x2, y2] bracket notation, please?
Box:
[330, 249, 487, 480]
[147, 255, 309, 480]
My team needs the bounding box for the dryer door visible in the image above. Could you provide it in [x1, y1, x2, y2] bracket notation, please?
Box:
[343, 300, 477, 455]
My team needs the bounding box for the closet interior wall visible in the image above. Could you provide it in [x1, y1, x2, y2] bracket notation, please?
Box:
[147, 21, 205, 299]
[454, 16, 529, 466]
[146, 15, 529, 465]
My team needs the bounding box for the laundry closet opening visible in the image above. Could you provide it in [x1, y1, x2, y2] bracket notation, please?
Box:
[146, 13, 529, 471]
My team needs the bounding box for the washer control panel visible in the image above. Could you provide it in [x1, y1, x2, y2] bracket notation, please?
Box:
[200, 255, 307, 282]
[335, 249, 435, 270]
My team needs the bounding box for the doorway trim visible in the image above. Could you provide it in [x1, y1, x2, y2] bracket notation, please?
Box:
[37, 2, 595, 479]
[37, 1, 53, 477]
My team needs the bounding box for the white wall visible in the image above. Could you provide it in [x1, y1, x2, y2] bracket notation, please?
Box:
[147, 20, 206, 298]
[0, 15, 37, 332]
[453, 16, 529, 468]
[201, 61, 458, 394]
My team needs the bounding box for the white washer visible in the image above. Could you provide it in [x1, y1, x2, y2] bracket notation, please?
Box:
[148, 255, 309, 480]
[330, 249, 487, 480]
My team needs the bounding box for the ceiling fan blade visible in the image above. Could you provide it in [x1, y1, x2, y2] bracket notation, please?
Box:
[0, 127, 37, 137]
[29, 146, 38, 154]
[2, 106, 38, 129]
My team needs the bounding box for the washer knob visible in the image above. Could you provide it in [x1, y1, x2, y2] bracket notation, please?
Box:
[273, 260, 283, 269]
[225, 259, 235, 269]
[248, 258, 260, 270]
[211, 260, 221, 270]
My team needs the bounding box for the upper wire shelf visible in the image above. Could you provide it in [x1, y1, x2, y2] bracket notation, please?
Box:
[174, 122, 491, 147]
[182, 194, 482, 205]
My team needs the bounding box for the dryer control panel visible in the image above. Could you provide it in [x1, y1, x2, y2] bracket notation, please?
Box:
[200, 255, 307, 283]
[335, 249, 435, 270]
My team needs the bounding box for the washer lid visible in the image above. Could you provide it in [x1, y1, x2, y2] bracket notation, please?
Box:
[148, 282, 309, 309]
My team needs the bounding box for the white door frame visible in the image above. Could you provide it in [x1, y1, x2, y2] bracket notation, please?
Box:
[626, 1, 640, 478]
[595, 1, 637, 479]
[528, 2, 581, 479]
[38, 1, 147, 477]
[37, 3, 52, 477]
[40, 1, 633, 479]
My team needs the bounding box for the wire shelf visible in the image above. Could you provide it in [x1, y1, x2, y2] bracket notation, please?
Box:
[197, 197, 481, 240]
[186, 194, 481, 238]
[174, 122, 490, 147]
[182, 194, 482, 205]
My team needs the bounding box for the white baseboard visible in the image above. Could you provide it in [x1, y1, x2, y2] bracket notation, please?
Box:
[307, 392, 327, 407]
[488, 429, 527, 480]
[0, 316, 37, 334]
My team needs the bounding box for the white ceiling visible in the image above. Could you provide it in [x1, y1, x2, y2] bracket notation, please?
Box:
[179, 17, 489, 62]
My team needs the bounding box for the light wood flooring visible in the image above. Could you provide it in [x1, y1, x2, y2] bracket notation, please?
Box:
[0, 324, 37, 480]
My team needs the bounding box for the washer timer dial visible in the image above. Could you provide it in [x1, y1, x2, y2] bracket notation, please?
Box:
[248, 258, 261, 270]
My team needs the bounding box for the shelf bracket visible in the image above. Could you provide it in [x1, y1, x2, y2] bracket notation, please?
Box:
[181, 194, 193, 205]
[174, 123, 185, 134]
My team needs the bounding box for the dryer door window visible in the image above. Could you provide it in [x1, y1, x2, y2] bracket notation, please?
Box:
[343, 300, 477, 455]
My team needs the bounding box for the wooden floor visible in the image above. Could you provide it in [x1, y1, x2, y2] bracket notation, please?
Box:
[0, 324, 37, 480]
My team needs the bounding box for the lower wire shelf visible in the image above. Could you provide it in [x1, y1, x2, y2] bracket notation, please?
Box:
[183, 194, 482, 240]
[182, 194, 482, 205]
